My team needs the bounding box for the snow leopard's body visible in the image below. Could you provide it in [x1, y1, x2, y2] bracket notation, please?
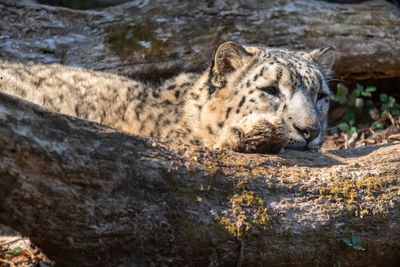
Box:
[0, 42, 335, 153]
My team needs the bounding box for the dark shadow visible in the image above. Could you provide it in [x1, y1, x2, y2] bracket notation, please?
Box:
[277, 149, 345, 167]
[276, 143, 398, 167]
[327, 143, 398, 158]
[36, 0, 132, 10]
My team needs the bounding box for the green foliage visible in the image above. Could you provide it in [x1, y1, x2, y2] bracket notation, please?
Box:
[331, 83, 376, 135]
[371, 121, 384, 130]
[332, 83, 349, 105]
[332, 83, 376, 108]
[371, 93, 400, 129]
[5, 246, 22, 258]
[332, 82, 400, 134]
[341, 236, 365, 251]
[338, 120, 356, 136]
[380, 93, 400, 116]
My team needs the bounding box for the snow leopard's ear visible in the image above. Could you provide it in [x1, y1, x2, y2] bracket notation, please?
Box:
[212, 41, 251, 77]
[309, 46, 336, 70]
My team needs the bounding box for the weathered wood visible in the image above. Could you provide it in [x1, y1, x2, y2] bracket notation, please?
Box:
[0, 91, 399, 266]
[0, 0, 399, 82]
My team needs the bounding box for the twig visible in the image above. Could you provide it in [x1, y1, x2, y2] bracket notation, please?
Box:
[236, 239, 244, 267]
[0, 238, 28, 248]
[21, 247, 37, 263]
[328, 78, 350, 84]
[369, 127, 375, 136]
[388, 112, 396, 127]
[344, 134, 349, 149]
[394, 114, 400, 128]
[0, 258, 16, 267]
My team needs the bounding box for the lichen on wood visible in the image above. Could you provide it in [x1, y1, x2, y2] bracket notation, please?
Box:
[105, 18, 173, 60]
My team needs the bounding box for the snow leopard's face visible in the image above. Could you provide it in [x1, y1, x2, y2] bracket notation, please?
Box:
[203, 41, 335, 153]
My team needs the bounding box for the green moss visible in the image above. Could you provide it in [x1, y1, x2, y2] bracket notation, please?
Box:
[297, 173, 309, 180]
[235, 176, 249, 191]
[357, 176, 384, 198]
[104, 18, 172, 60]
[319, 175, 398, 218]
[231, 190, 271, 225]
[220, 189, 272, 240]
[219, 216, 241, 238]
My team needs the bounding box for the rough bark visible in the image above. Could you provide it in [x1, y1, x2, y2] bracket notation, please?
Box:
[0, 91, 400, 266]
[0, 0, 399, 82]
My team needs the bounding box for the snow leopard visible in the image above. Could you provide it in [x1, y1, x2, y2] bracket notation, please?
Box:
[0, 41, 335, 153]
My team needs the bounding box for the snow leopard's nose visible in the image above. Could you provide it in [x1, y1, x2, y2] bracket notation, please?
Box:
[294, 125, 320, 144]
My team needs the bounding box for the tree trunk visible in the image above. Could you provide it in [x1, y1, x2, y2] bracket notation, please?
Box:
[0, 91, 399, 266]
[0, 0, 399, 82]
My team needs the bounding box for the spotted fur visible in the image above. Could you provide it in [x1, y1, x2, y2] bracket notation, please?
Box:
[0, 41, 335, 153]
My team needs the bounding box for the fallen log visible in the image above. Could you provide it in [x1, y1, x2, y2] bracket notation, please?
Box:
[0, 91, 399, 266]
[0, 0, 399, 81]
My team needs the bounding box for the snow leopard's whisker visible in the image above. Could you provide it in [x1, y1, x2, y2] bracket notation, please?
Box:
[327, 78, 350, 84]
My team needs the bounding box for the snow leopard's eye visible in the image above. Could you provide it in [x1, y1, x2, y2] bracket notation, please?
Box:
[317, 92, 328, 101]
[259, 86, 279, 96]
